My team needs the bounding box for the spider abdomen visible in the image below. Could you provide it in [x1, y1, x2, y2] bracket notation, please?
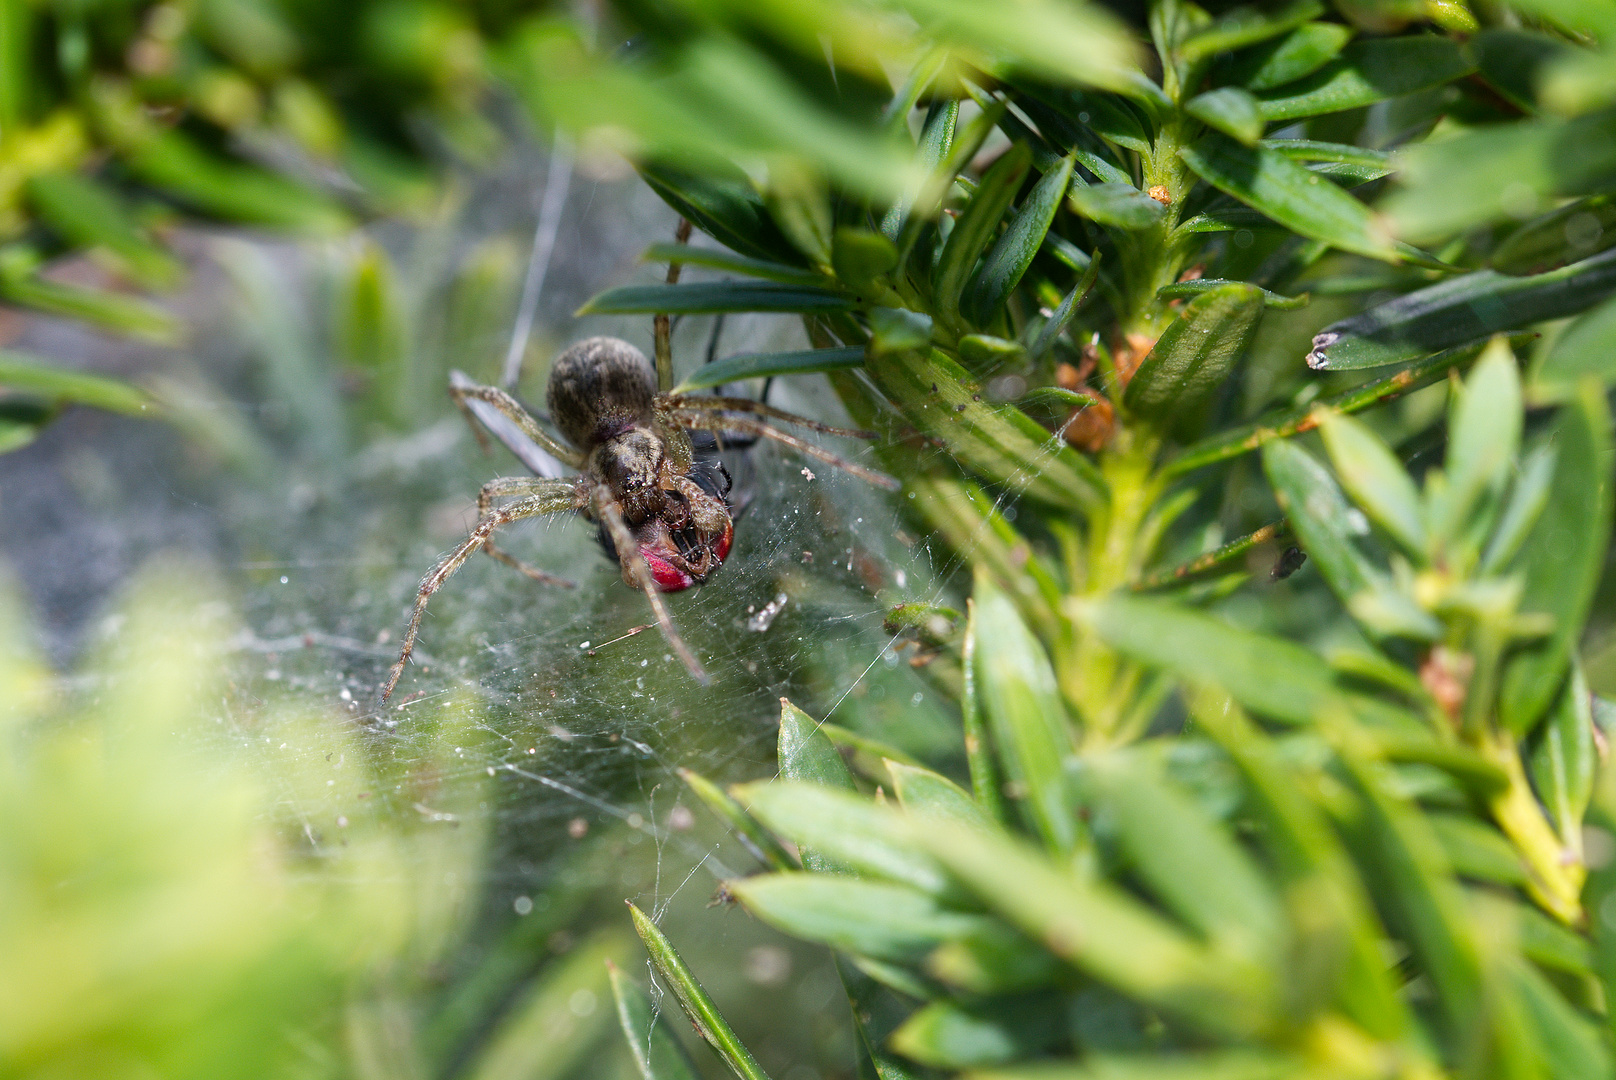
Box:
[546, 337, 658, 449]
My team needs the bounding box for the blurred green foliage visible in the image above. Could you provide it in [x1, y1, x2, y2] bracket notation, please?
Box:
[0, 563, 638, 1080]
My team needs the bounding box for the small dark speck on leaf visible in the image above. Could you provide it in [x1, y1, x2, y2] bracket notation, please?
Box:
[954, 403, 967, 412]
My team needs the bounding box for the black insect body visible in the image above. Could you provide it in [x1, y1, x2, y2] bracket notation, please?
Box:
[1271, 545, 1307, 581]
[380, 336, 894, 701]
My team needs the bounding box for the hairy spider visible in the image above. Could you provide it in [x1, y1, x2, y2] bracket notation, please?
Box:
[379, 335, 895, 701]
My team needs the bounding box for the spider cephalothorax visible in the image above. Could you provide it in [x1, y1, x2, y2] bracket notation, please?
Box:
[379, 335, 894, 702]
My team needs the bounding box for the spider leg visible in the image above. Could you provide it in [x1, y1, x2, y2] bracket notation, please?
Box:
[381, 485, 581, 703]
[478, 477, 582, 588]
[449, 373, 584, 470]
[661, 394, 878, 440]
[594, 482, 710, 685]
[674, 413, 899, 491]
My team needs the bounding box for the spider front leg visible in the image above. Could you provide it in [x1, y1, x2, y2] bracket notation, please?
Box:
[593, 482, 710, 686]
[671, 410, 899, 491]
[381, 482, 583, 703]
[449, 371, 584, 473]
[477, 477, 580, 588]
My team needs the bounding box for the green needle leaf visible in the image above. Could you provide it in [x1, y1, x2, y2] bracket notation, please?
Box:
[964, 154, 1074, 325]
[1307, 248, 1616, 371]
[1180, 135, 1397, 263]
[934, 143, 1032, 332]
[627, 903, 772, 1080]
[1263, 438, 1441, 640]
[0, 351, 156, 416]
[1067, 182, 1166, 230]
[1225, 21, 1353, 92]
[915, 823, 1274, 1038]
[1499, 383, 1613, 734]
[1252, 35, 1475, 120]
[734, 782, 953, 896]
[577, 282, 854, 316]
[608, 962, 704, 1080]
[640, 243, 830, 287]
[1083, 752, 1285, 965]
[677, 768, 797, 871]
[728, 873, 986, 966]
[972, 574, 1078, 854]
[671, 347, 864, 393]
[1185, 87, 1265, 146]
[1124, 282, 1265, 420]
[1316, 411, 1426, 556]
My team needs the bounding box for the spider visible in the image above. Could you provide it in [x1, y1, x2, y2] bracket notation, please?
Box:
[379, 335, 896, 701]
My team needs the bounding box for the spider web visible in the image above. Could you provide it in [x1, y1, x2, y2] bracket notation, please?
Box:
[0, 146, 1069, 1080]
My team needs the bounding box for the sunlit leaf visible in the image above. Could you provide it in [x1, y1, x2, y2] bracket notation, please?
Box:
[0, 275, 180, 343]
[887, 761, 989, 828]
[1175, 0, 1324, 67]
[734, 782, 953, 896]
[729, 873, 983, 966]
[678, 768, 798, 872]
[1068, 181, 1165, 230]
[1124, 283, 1265, 420]
[26, 171, 182, 288]
[1185, 87, 1264, 146]
[1428, 814, 1527, 886]
[1080, 593, 1353, 727]
[1261, 439, 1379, 599]
[1316, 411, 1425, 556]
[1180, 135, 1397, 262]
[1480, 443, 1556, 575]
[1431, 339, 1521, 542]
[1221, 21, 1353, 92]
[1156, 278, 1306, 308]
[1252, 35, 1474, 120]
[1191, 695, 1412, 1039]
[1259, 138, 1393, 176]
[127, 130, 349, 233]
[1384, 111, 1616, 244]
